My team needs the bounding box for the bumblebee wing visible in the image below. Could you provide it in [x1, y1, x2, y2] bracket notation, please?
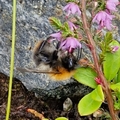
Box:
[33, 38, 59, 66]
[16, 67, 60, 74]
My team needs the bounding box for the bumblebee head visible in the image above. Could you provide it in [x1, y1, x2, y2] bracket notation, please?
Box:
[60, 47, 82, 71]
[61, 55, 76, 70]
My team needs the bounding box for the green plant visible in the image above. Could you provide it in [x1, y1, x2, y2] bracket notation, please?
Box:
[49, 0, 120, 120]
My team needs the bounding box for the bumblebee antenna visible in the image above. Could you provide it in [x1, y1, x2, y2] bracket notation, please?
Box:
[16, 67, 61, 74]
[39, 40, 47, 51]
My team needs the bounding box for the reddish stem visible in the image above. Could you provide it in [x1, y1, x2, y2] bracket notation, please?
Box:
[81, 0, 117, 119]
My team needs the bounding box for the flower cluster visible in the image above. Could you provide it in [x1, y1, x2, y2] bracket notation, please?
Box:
[60, 37, 81, 53]
[106, 0, 119, 12]
[50, 32, 81, 53]
[50, 2, 81, 53]
[92, 11, 114, 30]
[63, 2, 81, 16]
[50, 32, 62, 41]
[92, 0, 119, 30]
[111, 46, 119, 52]
[67, 21, 77, 31]
[50, 0, 119, 53]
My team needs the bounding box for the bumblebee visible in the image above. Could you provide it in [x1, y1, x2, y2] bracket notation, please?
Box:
[32, 36, 82, 80]
[17, 36, 82, 81]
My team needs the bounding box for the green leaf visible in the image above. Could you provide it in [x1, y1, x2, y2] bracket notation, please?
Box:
[73, 67, 97, 88]
[110, 82, 120, 92]
[104, 32, 113, 45]
[91, 85, 104, 102]
[100, 32, 113, 54]
[55, 117, 68, 120]
[103, 40, 120, 81]
[66, 0, 76, 2]
[78, 85, 104, 116]
[117, 69, 120, 83]
[63, 22, 69, 31]
[49, 17, 62, 29]
[62, 22, 73, 37]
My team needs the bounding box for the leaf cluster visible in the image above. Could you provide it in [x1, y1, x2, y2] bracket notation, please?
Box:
[49, 17, 77, 38]
[73, 31, 120, 116]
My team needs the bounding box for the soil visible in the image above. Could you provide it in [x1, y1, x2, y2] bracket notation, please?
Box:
[0, 73, 112, 120]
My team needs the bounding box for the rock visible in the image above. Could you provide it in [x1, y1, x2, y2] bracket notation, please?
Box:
[63, 98, 73, 112]
[0, 0, 92, 99]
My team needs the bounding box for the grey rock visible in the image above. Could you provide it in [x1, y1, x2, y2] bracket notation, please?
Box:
[0, 0, 92, 99]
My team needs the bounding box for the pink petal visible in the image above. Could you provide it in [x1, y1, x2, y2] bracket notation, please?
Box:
[50, 32, 62, 41]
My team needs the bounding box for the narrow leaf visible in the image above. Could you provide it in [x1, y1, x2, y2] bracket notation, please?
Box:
[55, 117, 68, 120]
[49, 17, 62, 29]
[117, 69, 120, 83]
[73, 67, 97, 88]
[62, 22, 73, 37]
[104, 32, 113, 45]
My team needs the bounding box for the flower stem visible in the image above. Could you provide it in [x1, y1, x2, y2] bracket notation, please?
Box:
[81, 0, 117, 119]
[5, 0, 17, 119]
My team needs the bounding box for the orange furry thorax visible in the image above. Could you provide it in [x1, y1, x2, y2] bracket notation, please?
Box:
[49, 67, 75, 81]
